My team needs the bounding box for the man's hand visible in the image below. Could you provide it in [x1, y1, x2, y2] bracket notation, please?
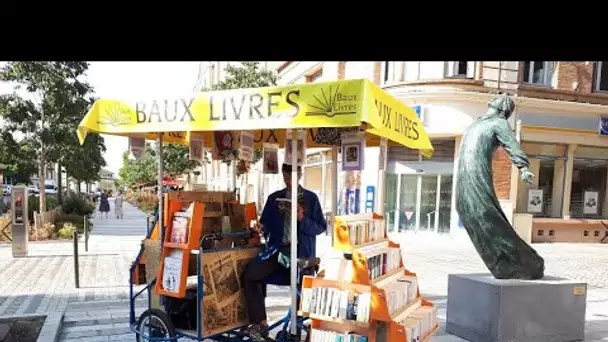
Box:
[297, 205, 304, 222]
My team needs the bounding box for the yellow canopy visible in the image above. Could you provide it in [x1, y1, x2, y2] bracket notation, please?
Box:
[77, 79, 433, 157]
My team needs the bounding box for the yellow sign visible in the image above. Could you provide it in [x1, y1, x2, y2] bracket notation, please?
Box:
[363, 81, 432, 158]
[77, 79, 433, 156]
[573, 286, 585, 296]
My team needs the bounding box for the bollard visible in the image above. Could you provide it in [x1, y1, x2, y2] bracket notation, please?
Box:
[84, 216, 89, 252]
[73, 230, 80, 288]
[146, 215, 150, 236]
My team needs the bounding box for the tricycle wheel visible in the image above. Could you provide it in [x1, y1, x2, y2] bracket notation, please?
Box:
[136, 308, 176, 342]
[275, 330, 301, 342]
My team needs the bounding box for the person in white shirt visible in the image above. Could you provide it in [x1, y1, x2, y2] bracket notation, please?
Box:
[115, 190, 124, 219]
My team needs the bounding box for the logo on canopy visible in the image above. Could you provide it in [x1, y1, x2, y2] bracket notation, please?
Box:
[98, 103, 133, 127]
[305, 84, 358, 118]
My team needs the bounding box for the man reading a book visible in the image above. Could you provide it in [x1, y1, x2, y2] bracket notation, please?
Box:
[243, 163, 327, 340]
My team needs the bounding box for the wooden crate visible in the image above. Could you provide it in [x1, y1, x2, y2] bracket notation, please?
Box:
[200, 246, 262, 337]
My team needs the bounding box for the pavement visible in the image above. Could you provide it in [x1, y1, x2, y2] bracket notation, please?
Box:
[0, 201, 606, 341]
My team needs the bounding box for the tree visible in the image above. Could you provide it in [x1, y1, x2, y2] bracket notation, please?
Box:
[0, 62, 104, 216]
[118, 144, 157, 187]
[0, 132, 37, 184]
[162, 143, 199, 179]
[63, 133, 107, 193]
[204, 62, 278, 167]
[118, 142, 199, 187]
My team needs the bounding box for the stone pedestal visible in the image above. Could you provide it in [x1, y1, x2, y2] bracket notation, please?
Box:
[446, 273, 586, 342]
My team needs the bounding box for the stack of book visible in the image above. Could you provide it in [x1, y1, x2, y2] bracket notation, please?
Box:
[310, 328, 368, 342]
[304, 212, 438, 342]
[301, 287, 371, 323]
[347, 220, 385, 246]
[399, 306, 438, 341]
[366, 248, 401, 280]
[381, 281, 409, 316]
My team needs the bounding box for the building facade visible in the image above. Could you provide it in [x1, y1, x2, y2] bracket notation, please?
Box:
[193, 61, 608, 243]
[276, 61, 608, 243]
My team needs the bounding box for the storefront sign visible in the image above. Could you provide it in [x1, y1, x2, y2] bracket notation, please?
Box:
[527, 189, 544, 213]
[584, 191, 599, 215]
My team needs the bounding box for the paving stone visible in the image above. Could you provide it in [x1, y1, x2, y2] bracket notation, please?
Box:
[0, 322, 11, 340]
[3, 202, 608, 341]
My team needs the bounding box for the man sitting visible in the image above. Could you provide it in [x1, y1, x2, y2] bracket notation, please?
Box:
[243, 163, 327, 341]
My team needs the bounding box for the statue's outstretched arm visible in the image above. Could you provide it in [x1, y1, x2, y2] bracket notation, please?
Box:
[494, 119, 535, 184]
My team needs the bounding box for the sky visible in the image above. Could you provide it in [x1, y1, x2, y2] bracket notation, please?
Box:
[0, 61, 201, 175]
[80, 62, 201, 174]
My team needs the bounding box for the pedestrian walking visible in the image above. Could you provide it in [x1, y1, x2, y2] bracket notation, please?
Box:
[115, 190, 124, 219]
[99, 191, 110, 219]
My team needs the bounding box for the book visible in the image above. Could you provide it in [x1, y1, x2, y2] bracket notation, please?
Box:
[170, 216, 189, 244]
[305, 287, 370, 323]
[346, 219, 385, 246]
[310, 328, 368, 342]
[380, 280, 410, 316]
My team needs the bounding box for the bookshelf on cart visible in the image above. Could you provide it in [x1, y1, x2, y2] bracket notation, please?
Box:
[299, 213, 439, 342]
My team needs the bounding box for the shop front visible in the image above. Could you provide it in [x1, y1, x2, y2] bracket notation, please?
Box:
[385, 139, 456, 234]
[378, 93, 489, 236]
[513, 102, 608, 243]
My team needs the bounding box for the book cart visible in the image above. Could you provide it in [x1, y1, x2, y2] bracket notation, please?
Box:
[76, 78, 435, 342]
[299, 213, 439, 342]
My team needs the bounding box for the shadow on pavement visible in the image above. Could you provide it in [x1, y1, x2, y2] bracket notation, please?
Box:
[22, 253, 120, 258]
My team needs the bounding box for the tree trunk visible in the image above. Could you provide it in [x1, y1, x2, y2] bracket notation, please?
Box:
[77, 182, 81, 194]
[38, 159, 46, 224]
[56, 163, 63, 205]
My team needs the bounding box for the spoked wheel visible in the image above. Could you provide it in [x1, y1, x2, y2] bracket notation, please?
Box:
[136, 308, 176, 342]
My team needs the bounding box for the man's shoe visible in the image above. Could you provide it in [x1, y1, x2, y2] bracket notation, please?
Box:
[247, 323, 269, 341]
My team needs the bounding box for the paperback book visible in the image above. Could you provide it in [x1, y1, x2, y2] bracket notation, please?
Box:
[310, 328, 368, 342]
[300, 286, 371, 323]
[170, 216, 189, 244]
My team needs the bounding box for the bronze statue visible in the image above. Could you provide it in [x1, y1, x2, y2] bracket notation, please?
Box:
[455, 93, 545, 280]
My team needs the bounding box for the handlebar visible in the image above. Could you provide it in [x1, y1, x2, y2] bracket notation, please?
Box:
[199, 230, 259, 245]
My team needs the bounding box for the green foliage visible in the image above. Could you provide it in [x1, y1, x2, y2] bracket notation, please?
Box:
[57, 224, 74, 239]
[61, 195, 95, 216]
[205, 62, 278, 165]
[118, 144, 157, 187]
[118, 142, 201, 187]
[209, 62, 278, 92]
[27, 195, 59, 222]
[63, 133, 107, 185]
[0, 62, 106, 212]
[162, 143, 200, 178]
[55, 213, 92, 236]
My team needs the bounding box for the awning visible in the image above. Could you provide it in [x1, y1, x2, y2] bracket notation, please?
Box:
[77, 79, 433, 157]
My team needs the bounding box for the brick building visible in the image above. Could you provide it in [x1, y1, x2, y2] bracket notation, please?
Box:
[197, 61, 608, 243]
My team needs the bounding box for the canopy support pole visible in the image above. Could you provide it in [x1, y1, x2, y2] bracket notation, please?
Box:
[331, 145, 338, 243]
[289, 129, 299, 336]
[157, 134, 165, 246]
[376, 138, 388, 216]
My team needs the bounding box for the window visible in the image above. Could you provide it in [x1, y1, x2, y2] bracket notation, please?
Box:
[523, 61, 554, 86]
[381, 62, 406, 84]
[210, 63, 216, 86]
[595, 61, 608, 92]
[445, 61, 475, 78]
